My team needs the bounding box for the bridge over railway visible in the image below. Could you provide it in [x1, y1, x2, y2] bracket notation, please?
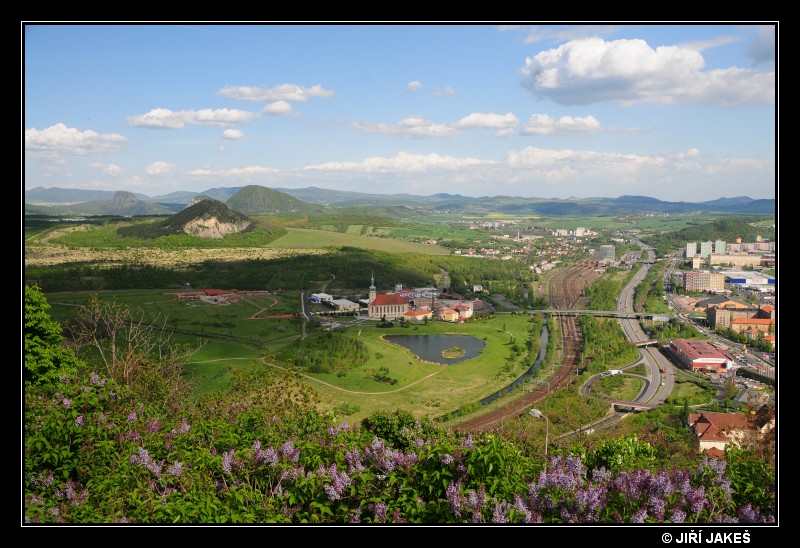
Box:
[542, 309, 677, 321]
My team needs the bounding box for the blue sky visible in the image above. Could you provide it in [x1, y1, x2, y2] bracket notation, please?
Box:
[24, 23, 776, 201]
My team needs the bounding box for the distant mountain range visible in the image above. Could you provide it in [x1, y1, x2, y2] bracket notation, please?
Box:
[24, 185, 776, 217]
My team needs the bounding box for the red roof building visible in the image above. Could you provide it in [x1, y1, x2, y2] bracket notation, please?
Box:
[730, 317, 775, 334]
[669, 339, 732, 373]
[687, 411, 772, 454]
[368, 293, 409, 320]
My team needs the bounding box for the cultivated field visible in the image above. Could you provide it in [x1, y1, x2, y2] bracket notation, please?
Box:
[266, 227, 451, 255]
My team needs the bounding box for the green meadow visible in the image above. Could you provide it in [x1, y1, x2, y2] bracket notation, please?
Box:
[45, 288, 536, 421]
[266, 227, 452, 255]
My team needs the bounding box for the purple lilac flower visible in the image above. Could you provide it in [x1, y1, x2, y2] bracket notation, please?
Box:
[461, 433, 474, 448]
[631, 508, 648, 523]
[391, 509, 405, 523]
[279, 440, 300, 462]
[146, 419, 160, 433]
[440, 453, 455, 465]
[513, 494, 532, 523]
[446, 480, 463, 517]
[124, 429, 141, 442]
[170, 418, 191, 436]
[649, 496, 666, 521]
[166, 462, 183, 477]
[62, 398, 71, 408]
[328, 420, 351, 436]
[130, 447, 163, 476]
[127, 411, 137, 423]
[345, 447, 364, 473]
[348, 507, 362, 524]
[492, 500, 511, 523]
[670, 509, 686, 523]
[74, 415, 84, 427]
[369, 502, 387, 523]
[89, 373, 105, 386]
[737, 503, 759, 523]
[221, 450, 235, 474]
[687, 486, 706, 514]
[703, 456, 727, 479]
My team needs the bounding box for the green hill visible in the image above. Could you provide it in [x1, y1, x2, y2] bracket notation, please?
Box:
[226, 185, 324, 216]
[116, 199, 253, 239]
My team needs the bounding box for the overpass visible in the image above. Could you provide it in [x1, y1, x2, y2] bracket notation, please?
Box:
[540, 309, 677, 321]
[612, 401, 658, 411]
[635, 340, 659, 347]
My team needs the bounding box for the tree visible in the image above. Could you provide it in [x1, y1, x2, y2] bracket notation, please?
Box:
[68, 294, 202, 406]
[24, 285, 81, 386]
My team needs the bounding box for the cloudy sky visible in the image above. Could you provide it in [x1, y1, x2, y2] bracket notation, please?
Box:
[24, 23, 776, 201]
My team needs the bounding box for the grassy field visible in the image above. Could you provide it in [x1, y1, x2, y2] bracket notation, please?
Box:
[294, 315, 535, 421]
[596, 376, 646, 401]
[670, 375, 718, 406]
[266, 227, 452, 255]
[45, 288, 537, 421]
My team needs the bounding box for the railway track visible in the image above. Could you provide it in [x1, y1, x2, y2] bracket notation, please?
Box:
[452, 264, 592, 434]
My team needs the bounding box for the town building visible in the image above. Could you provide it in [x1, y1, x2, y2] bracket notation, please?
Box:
[669, 339, 732, 373]
[730, 317, 775, 335]
[709, 253, 762, 268]
[686, 242, 697, 257]
[683, 270, 725, 292]
[330, 299, 360, 312]
[699, 241, 713, 258]
[404, 308, 433, 323]
[367, 275, 409, 320]
[687, 411, 773, 455]
[715, 239, 727, 254]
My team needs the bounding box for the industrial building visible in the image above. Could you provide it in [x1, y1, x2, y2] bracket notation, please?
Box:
[669, 339, 732, 373]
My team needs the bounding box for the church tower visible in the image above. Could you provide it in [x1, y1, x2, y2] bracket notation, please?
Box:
[369, 272, 377, 304]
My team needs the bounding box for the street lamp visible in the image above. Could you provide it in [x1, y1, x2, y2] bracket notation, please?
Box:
[529, 408, 549, 457]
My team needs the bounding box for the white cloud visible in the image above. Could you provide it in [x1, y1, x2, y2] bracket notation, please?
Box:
[434, 85, 456, 96]
[351, 112, 520, 138]
[125, 108, 259, 128]
[222, 129, 245, 140]
[494, 128, 515, 138]
[146, 161, 174, 176]
[262, 101, 294, 116]
[522, 37, 775, 106]
[522, 114, 602, 135]
[217, 83, 335, 102]
[455, 112, 518, 129]
[218, 146, 226, 153]
[89, 162, 124, 177]
[305, 151, 496, 173]
[351, 116, 461, 138]
[188, 166, 279, 177]
[680, 35, 739, 52]
[25, 123, 127, 161]
[407, 80, 423, 91]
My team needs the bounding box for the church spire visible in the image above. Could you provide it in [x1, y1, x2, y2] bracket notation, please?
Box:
[369, 272, 376, 304]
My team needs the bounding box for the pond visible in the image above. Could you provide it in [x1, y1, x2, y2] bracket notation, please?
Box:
[385, 334, 486, 364]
